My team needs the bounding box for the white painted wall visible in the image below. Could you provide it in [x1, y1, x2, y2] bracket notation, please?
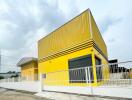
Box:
[93, 86, 132, 98]
[1, 81, 132, 99]
[43, 86, 92, 95]
[42, 85, 132, 99]
[110, 73, 124, 79]
[0, 81, 40, 92]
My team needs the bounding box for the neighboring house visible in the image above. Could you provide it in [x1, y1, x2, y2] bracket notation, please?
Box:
[109, 59, 118, 73]
[38, 9, 109, 87]
[109, 59, 130, 79]
[17, 57, 38, 81]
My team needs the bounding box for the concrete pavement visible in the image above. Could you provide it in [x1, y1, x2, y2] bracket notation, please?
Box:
[0, 88, 51, 100]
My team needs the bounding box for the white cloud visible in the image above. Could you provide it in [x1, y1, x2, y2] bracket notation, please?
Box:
[74, 0, 132, 61]
[0, 0, 67, 72]
[0, 0, 132, 72]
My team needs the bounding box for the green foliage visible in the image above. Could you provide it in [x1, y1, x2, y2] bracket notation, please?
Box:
[11, 74, 19, 78]
[0, 75, 4, 79]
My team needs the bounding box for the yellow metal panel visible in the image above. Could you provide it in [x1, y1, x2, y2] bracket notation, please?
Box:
[38, 47, 109, 87]
[38, 10, 91, 59]
[92, 47, 109, 86]
[38, 47, 92, 86]
[91, 51, 97, 84]
[39, 47, 92, 73]
[21, 61, 38, 81]
[90, 12, 108, 58]
[38, 9, 109, 87]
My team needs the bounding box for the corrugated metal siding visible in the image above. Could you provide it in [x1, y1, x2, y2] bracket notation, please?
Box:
[38, 9, 108, 60]
[38, 10, 91, 59]
[39, 40, 93, 62]
[90, 12, 108, 58]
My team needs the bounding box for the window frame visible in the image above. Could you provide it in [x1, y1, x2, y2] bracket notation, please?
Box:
[95, 55, 102, 82]
[68, 54, 94, 83]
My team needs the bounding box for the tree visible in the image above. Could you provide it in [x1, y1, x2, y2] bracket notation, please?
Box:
[0, 75, 4, 79]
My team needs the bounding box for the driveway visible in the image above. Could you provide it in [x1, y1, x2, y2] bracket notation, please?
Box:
[0, 88, 51, 100]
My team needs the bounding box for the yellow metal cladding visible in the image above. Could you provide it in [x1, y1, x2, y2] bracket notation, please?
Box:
[38, 9, 108, 60]
[92, 47, 109, 86]
[38, 47, 92, 74]
[38, 9, 109, 87]
[90, 12, 108, 58]
[21, 61, 38, 81]
[39, 47, 92, 86]
[38, 10, 91, 60]
[38, 47, 109, 86]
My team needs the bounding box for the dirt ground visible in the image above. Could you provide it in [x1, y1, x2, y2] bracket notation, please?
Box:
[0, 88, 51, 100]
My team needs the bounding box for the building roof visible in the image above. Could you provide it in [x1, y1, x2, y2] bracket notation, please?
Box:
[38, 9, 108, 61]
[17, 57, 37, 67]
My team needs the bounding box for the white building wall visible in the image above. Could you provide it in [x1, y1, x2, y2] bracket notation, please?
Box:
[42, 85, 132, 99]
[0, 81, 40, 92]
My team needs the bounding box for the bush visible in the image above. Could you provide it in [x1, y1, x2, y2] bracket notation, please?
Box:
[0, 76, 4, 79]
[11, 74, 19, 78]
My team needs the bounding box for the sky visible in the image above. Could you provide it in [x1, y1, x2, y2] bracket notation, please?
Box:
[0, 0, 132, 72]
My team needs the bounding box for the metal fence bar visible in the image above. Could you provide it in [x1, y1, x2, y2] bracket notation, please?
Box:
[41, 61, 132, 88]
[0, 61, 132, 88]
[85, 67, 89, 84]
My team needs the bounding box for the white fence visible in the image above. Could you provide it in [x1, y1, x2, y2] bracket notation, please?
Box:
[41, 61, 132, 98]
[0, 75, 40, 92]
[0, 81, 40, 92]
[0, 61, 132, 98]
[42, 61, 132, 87]
[0, 74, 38, 82]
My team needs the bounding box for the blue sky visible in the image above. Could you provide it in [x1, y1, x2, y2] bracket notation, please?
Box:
[0, 0, 132, 72]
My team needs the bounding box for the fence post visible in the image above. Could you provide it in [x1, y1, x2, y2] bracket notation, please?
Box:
[39, 73, 43, 92]
[85, 67, 89, 84]
[85, 67, 93, 85]
[87, 67, 91, 84]
[19, 76, 21, 82]
[87, 67, 93, 95]
[8, 78, 9, 82]
[12, 77, 14, 82]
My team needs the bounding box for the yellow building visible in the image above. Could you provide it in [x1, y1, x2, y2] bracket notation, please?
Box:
[38, 9, 109, 87]
[17, 57, 38, 81]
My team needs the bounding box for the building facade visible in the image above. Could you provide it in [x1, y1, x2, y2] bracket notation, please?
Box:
[17, 57, 38, 81]
[38, 9, 109, 87]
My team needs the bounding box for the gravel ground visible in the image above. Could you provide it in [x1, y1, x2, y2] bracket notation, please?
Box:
[0, 88, 51, 100]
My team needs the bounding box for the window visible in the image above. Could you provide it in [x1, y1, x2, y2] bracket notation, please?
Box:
[68, 55, 93, 83]
[95, 56, 102, 82]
